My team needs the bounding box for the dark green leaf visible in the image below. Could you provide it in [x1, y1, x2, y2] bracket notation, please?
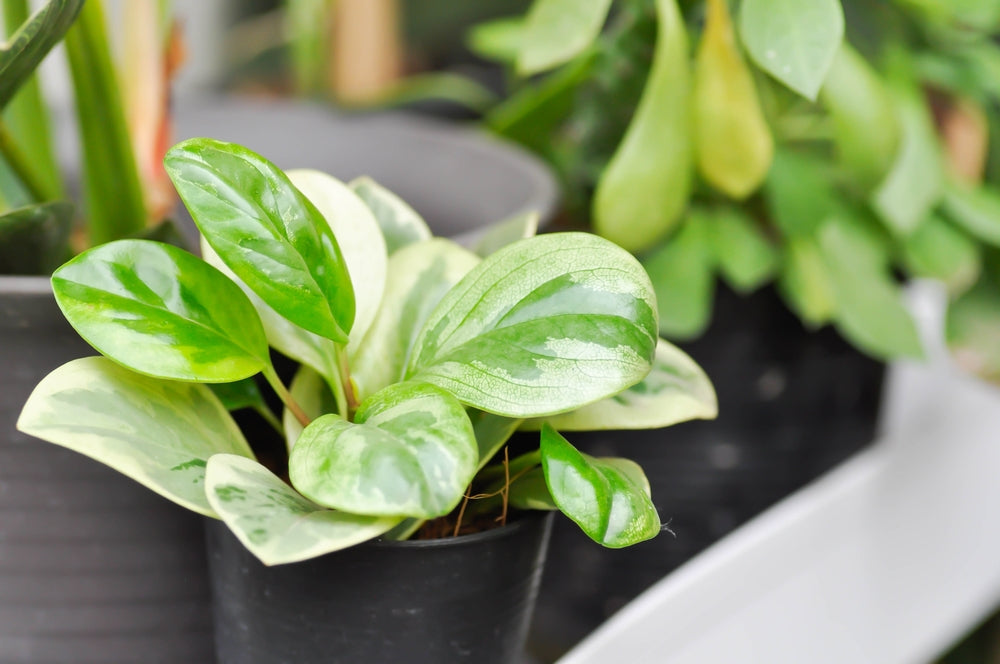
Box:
[540, 424, 659, 548]
[164, 138, 355, 344]
[52, 239, 270, 382]
[0, 201, 71, 274]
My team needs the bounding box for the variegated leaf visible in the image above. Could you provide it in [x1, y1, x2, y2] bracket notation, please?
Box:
[522, 338, 716, 431]
[407, 232, 658, 418]
[206, 454, 400, 566]
[470, 210, 539, 257]
[288, 382, 478, 518]
[541, 424, 660, 548]
[350, 238, 480, 403]
[17, 357, 254, 516]
[349, 176, 432, 255]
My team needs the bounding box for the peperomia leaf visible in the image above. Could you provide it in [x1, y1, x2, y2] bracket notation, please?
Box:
[469, 409, 524, 473]
[705, 207, 778, 293]
[288, 382, 478, 518]
[0, 0, 84, 110]
[206, 454, 401, 566]
[642, 216, 716, 340]
[283, 365, 338, 449]
[0, 201, 72, 275]
[470, 210, 540, 258]
[351, 238, 480, 403]
[407, 232, 658, 418]
[349, 176, 432, 255]
[516, 0, 613, 75]
[523, 339, 717, 431]
[508, 467, 558, 511]
[765, 150, 838, 238]
[738, 0, 844, 101]
[779, 237, 837, 327]
[18, 357, 255, 516]
[941, 183, 1000, 248]
[901, 215, 980, 295]
[287, 169, 386, 352]
[164, 138, 355, 344]
[540, 424, 660, 548]
[52, 239, 270, 382]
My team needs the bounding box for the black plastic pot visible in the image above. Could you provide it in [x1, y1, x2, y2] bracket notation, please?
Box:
[527, 284, 886, 661]
[206, 512, 553, 664]
[0, 278, 215, 663]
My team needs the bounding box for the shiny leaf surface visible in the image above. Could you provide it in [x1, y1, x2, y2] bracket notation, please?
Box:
[541, 424, 659, 548]
[18, 357, 254, 516]
[289, 382, 478, 518]
[164, 138, 355, 343]
[206, 454, 400, 566]
[408, 232, 658, 417]
[52, 239, 269, 382]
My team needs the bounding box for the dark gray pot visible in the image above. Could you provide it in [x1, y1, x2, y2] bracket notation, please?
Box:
[0, 277, 214, 663]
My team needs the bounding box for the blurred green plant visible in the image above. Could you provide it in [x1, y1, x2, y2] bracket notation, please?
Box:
[470, 0, 1000, 371]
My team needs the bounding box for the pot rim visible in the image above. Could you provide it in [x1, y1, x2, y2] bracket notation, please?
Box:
[0, 275, 52, 293]
[367, 511, 552, 551]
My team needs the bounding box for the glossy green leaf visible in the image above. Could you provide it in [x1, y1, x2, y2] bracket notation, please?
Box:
[289, 382, 478, 518]
[739, 0, 844, 101]
[206, 454, 400, 566]
[287, 169, 386, 353]
[508, 467, 558, 511]
[779, 237, 837, 327]
[524, 338, 716, 431]
[283, 365, 338, 449]
[706, 207, 778, 292]
[0, 201, 71, 274]
[408, 232, 658, 418]
[18, 356, 255, 516]
[819, 221, 923, 359]
[541, 424, 659, 548]
[52, 239, 269, 382]
[871, 87, 945, 236]
[0, 0, 84, 110]
[349, 176, 432, 255]
[901, 215, 980, 295]
[65, 0, 146, 245]
[466, 16, 524, 64]
[351, 238, 480, 403]
[470, 211, 539, 258]
[516, 0, 612, 75]
[765, 150, 838, 238]
[164, 138, 355, 343]
[642, 217, 715, 340]
[941, 183, 1000, 248]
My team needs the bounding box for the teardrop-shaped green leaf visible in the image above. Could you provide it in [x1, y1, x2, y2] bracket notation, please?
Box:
[739, 0, 844, 101]
[164, 138, 355, 343]
[694, 0, 773, 199]
[705, 207, 778, 292]
[206, 454, 401, 566]
[516, 0, 613, 75]
[52, 239, 269, 382]
[18, 357, 255, 516]
[0, 0, 84, 110]
[0, 201, 72, 275]
[351, 238, 480, 403]
[765, 150, 838, 238]
[523, 339, 716, 431]
[593, 0, 693, 253]
[407, 232, 658, 418]
[540, 424, 660, 548]
[778, 236, 837, 327]
[941, 182, 1000, 247]
[349, 176, 432, 255]
[288, 382, 478, 518]
[901, 215, 980, 296]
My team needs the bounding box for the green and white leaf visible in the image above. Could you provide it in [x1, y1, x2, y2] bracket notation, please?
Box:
[18, 357, 255, 516]
[164, 138, 355, 343]
[523, 339, 716, 431]
[470, 210, 540, 257]
[540, 424, 659, 548]
[738, 0, 844, 100]
[517, 0, 613, 75]
[641, 216, 716, 340]
[206, 454, 400, 566]
[408, 232, 658, 418]
[941, 183, 1000, 248]
[283, 365, 338, 449]
[351, 238, 480, 403]
[287, 169, 386, 352]
[349, 176, 431, 255]
[288, 382, 478, 518]
[871, 87, 944, 236]
[705, 207, 778, 293]
[52, 239, 270, 382]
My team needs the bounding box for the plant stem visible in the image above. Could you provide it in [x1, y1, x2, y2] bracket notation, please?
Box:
[253, 404, 285, 436]
[0, 122, 57, 202]
[262, 365, 311, 428]
[330, 346, 357, 419]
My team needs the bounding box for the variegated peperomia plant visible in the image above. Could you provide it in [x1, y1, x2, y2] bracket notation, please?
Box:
[17, 138, 716, 566]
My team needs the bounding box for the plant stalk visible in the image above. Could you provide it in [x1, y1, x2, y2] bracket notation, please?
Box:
[262, 365, 311, 428]
[0, 122, 58, 202]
